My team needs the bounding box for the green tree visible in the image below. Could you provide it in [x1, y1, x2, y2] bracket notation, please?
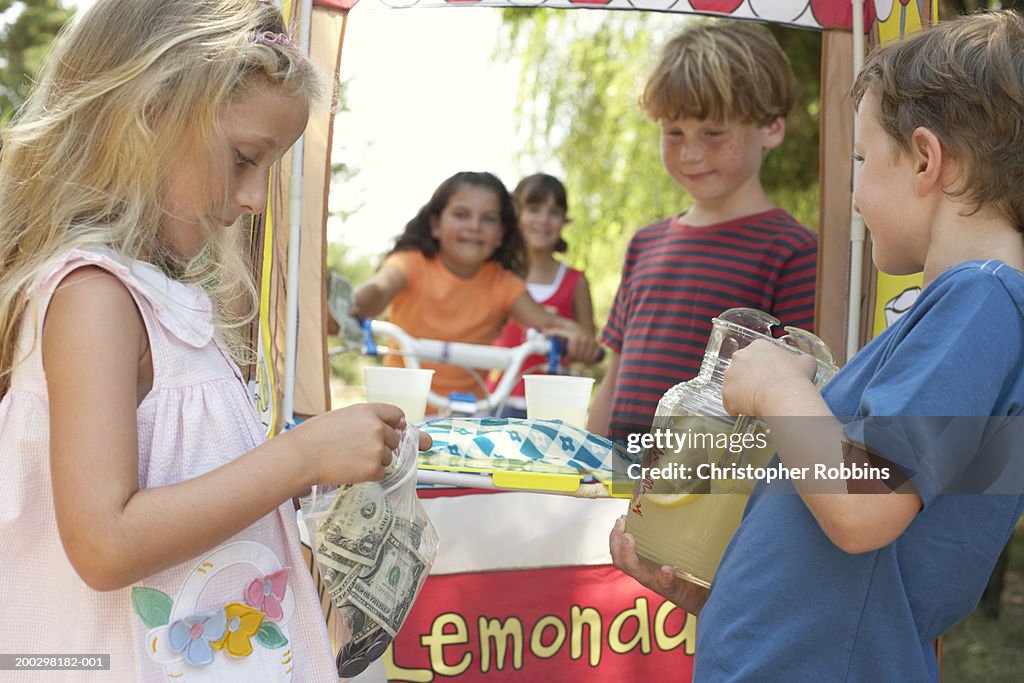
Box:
[326, 240, 374, 292]
[0, 0, 72, 121]
[499, 10, 820, 324]
[939, 0, 1023, 15]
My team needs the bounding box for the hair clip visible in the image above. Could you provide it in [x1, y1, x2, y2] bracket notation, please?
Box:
[251, 31, 298, 51]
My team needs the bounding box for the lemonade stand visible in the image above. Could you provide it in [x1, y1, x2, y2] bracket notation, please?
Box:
[257, 1, 938, 680]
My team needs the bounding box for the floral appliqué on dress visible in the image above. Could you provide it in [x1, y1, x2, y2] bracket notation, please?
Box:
[132, 543, 295, 681]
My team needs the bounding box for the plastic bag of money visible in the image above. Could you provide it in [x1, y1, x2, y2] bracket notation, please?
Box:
[299, 425, 439, 678]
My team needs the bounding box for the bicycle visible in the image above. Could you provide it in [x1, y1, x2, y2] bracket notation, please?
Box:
[327, 272, 591, 418]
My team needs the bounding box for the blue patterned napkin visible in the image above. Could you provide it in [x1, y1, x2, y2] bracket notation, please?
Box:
[418, 417, 633, 479]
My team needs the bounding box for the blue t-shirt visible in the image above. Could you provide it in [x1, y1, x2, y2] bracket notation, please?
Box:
[694, 261, 1024, 681]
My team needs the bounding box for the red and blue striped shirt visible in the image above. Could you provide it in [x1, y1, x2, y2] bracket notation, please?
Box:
[601, 209, 817, 444]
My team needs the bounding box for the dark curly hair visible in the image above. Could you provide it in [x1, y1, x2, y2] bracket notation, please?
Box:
[513, 173, 570, 253]
[389, 171, 526, 277]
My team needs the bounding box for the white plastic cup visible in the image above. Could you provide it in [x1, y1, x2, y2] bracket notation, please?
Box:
[363, 366, 435, 425]
[523, 375, 595, 429]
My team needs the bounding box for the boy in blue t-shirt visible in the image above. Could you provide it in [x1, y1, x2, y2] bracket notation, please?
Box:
[611, 11, 1024, 681]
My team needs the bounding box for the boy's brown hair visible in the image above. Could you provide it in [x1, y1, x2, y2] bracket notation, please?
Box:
[640, 20, 795, 125]
[852, 10, 1024, 232]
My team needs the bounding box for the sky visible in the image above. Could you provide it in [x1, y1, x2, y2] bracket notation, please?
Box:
[64, 0, 523, 260]
[328, 4, 522, 258]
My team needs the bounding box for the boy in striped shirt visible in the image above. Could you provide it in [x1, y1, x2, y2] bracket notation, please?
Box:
[587, 21, 818, 446]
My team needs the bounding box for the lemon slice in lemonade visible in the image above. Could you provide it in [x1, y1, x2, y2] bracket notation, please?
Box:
[645, 492, 698, 507]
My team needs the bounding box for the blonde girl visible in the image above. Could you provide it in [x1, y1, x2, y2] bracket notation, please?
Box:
[0, 1, 427, 680]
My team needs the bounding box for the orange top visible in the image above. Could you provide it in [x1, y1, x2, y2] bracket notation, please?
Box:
[381, 250, 526, 399]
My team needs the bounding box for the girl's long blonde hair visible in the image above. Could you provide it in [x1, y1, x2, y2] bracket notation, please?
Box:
[0, 0, 321, 397]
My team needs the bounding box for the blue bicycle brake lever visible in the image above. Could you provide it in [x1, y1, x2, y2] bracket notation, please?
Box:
[548, 337, 566, 373]
[362, 318, 377, 356]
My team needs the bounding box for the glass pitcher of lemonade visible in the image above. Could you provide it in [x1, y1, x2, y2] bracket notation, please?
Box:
[625, 308, 839, 588]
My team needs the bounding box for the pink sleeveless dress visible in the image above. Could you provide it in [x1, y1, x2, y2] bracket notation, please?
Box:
[0, 248, 336, 682]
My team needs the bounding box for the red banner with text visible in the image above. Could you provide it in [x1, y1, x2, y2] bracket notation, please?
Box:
[388, 564, 695, 681]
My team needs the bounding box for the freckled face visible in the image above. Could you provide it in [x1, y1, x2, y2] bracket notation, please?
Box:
[660, 117, 780, 206]
[160, 83, 309, 259]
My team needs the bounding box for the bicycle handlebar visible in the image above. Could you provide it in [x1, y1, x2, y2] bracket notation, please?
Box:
[361, 319, 558, 414]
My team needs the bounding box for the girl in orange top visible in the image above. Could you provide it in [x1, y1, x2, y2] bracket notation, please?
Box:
[354, 171, 601, 402]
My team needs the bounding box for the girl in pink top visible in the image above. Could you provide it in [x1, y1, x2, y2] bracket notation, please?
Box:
[0, 1, 428, 680]
[353, 171, 601, 400]
[488, 174, 596, 417]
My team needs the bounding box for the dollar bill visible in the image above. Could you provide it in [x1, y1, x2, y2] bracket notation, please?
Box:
[336, 604, 374, 643]
[391, 516, 426, 555]
[326, 566, 360, 608]
[317, 483, 395, 566]
[315, 540, 361, 575]
[348, 534, 427, 637]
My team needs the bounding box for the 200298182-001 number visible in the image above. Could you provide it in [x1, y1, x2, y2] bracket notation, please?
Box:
[0, 654, 111, 670]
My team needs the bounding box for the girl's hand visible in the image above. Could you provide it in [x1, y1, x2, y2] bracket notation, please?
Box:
[565, 329, 602, 365]
[289, 403, 432, 486]
[511, 293, 600, 364]
[722, 340, 817, 417]
[609, 517, 709, 615]
[545, 318, 601, 365]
